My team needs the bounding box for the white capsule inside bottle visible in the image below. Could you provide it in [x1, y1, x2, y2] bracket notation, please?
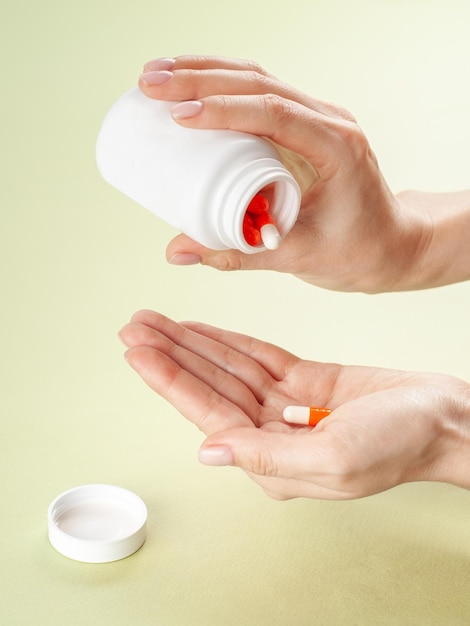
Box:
[260, 223, 282, 250]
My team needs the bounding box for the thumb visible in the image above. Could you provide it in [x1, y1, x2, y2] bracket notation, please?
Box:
[197, 427, 330, 480]
[166, 233, 278, 272]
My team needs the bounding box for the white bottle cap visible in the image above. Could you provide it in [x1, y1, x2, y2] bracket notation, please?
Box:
[48, 484, 147, 563]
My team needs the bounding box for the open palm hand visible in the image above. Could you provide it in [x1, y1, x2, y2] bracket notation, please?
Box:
[120, 310, 469, 499]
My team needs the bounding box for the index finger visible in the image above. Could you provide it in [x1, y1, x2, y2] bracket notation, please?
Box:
[140, 55, 355, 122]
[171, 93, 354, 181]
[125, 344, 256, 435]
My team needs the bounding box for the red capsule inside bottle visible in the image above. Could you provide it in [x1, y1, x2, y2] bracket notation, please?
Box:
[246, 193, 270, 215]
[242, 211, 262, 247]
[243, 192, 271, 247]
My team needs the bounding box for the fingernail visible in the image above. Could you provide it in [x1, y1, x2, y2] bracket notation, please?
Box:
[139, 70, 173, 86]
[198, 446, 234, 466]
[168, 253, 201, 265]
[171, 100, 203, 120]
[143, 57, 176, 72]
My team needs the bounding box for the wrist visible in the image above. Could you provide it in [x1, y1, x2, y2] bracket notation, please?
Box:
[426, 378, 470, 490]
[374, 191, 433, 293]
[354, 187, 432, 293]
[393, 189, 470, 290]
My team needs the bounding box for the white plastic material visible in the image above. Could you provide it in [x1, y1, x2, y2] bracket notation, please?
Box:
[96, 88, 301, 253]
[282, 405, 311, 425]
[48, 484, 147, 563]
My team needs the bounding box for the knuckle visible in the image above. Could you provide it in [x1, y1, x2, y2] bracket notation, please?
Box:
[195, 393, 224, 434]
[335, 105, 357, 123]
[324, 102, 357, 123]
[204, 251, 243, 272]
[206, 94, 235, 126]
[262, 93, 298, 126]
[210, 93, 231, 109]
[182, 67, 202, 84]
[337, 122, 371, 161]
[249, 449, 279, 478]
[248, 70, 273, 92]
[243, 58, 268, 76]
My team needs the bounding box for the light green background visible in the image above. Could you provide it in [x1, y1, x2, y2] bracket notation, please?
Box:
[2, 1, 470, 624]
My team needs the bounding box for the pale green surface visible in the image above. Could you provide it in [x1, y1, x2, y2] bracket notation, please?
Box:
[2, 0, 470, 624]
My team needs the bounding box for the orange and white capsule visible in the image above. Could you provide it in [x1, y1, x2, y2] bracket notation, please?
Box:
[283, 405, 331, 427]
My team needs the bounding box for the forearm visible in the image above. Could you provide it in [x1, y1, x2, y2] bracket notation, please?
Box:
[394, 189, 470, 291]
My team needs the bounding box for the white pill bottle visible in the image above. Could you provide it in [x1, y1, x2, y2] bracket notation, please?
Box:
[96, 88, 301, 253]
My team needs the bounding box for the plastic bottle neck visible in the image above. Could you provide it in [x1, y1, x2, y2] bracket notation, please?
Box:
[216, 157, 301, 253]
